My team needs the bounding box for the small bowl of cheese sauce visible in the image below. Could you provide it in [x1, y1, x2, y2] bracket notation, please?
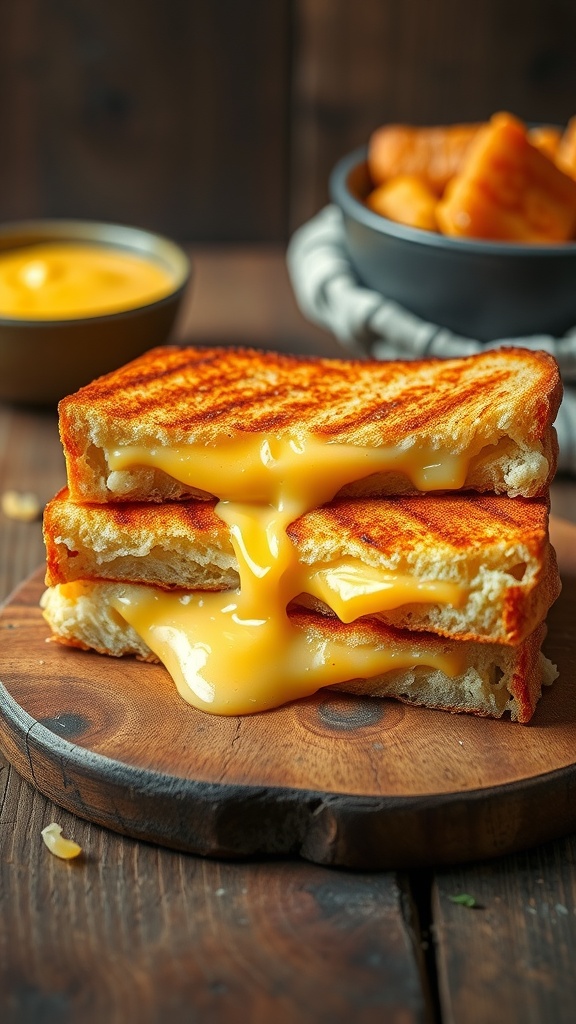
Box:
[0, 220, 190, 404]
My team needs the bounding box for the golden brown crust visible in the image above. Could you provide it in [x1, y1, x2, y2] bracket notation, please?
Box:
[501, 543, 560, 645]
[41, 582, 555, 723]
[290, 493, 560, 646]
[43, 486, 225, 585]
[320, 614, 549, 724]
[506, 621, 548, 723]
[59, 344, 561, 444]
[43, 486, 236, 592]
[287, 492, 551, 556]
[58, 345, 562, 502]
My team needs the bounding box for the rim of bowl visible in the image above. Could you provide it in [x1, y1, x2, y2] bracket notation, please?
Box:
[0, 218, 191, 327]
[329, 145, 576, 257]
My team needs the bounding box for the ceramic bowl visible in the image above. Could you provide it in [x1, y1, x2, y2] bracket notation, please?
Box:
[0, 220, 190, 405]
[329, 146, 576, 342]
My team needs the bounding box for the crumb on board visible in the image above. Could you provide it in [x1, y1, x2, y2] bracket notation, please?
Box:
[41, 822, 82, 860]
[1, 490, 42, 522]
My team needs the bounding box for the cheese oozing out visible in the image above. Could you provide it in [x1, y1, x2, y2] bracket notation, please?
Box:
[303, 561, 466, 624]
[103, 434, 470, 714]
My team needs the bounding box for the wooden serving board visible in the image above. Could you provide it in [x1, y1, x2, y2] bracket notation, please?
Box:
[1, 517, 575, 870]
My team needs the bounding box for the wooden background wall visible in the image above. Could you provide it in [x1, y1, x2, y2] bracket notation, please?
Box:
[0, 0, 575, 242]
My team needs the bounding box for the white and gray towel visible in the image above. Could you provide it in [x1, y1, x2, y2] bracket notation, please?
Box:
[287, 205, 576, 474]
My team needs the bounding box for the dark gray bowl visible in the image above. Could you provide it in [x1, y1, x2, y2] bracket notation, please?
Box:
[0, 220, 190, 405]
[330, 146, 576, 342]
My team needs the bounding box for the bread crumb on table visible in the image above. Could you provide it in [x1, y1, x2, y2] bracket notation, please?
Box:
[1, 490, 42, 522]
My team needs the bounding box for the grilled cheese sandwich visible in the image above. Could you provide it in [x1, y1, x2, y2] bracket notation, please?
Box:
[42, 345, 562, 721]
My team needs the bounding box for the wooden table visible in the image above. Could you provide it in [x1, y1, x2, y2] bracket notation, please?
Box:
[1, 247, 575, 1024]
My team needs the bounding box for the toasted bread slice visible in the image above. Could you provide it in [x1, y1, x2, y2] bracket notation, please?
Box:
[288, 494, 560, 646]
[58, 346, 561, 502]
[40, 582, 556, 723]
[43, 489, 560, 645]
[44, 488, 238, 591]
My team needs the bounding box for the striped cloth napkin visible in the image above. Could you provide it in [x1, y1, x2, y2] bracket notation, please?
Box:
[287, 205, 576, 474]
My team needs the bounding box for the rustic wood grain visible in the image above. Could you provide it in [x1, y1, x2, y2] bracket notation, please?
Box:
[0, 775, 432, 1024]
[428, 518, 576, 1022]
[3, 2, 576, 242]
[0, 258, 436, 1022]
[432, 837, 576, 1024]
[1, 525, 574, 869]
[0, 1, 292, 241]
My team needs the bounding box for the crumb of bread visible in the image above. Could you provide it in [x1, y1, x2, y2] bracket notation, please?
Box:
[2, 489, 42, 522]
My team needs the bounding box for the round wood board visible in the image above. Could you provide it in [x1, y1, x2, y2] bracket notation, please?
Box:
[1, 517, 575, 870]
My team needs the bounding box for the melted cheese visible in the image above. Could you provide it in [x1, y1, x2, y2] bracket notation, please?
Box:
[105, 433, 470, 714]
[111, 586, 465, 715]
[302, 561, 467, 624]
[106, 435, 470, 498]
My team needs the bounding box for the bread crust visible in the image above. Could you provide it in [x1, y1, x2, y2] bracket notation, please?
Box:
[58, 346, 563, 502]
[44, 489, 560, 646]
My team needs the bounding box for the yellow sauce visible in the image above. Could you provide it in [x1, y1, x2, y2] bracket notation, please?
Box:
[0, 242, 175, 319]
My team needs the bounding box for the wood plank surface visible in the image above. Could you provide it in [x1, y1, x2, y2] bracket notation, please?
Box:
[429, 516, 576, 1022]
[0, 251, 432, 1023]
[3, 2, 576, 242]
[0, 776, 432, 1024]
[0, 1, 292, 241]
[179, 245, 337, 356]
[433, 838, 576, 1024]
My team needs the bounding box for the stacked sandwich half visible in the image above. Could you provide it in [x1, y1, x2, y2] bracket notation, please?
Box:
[42, 345, 562, 722]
